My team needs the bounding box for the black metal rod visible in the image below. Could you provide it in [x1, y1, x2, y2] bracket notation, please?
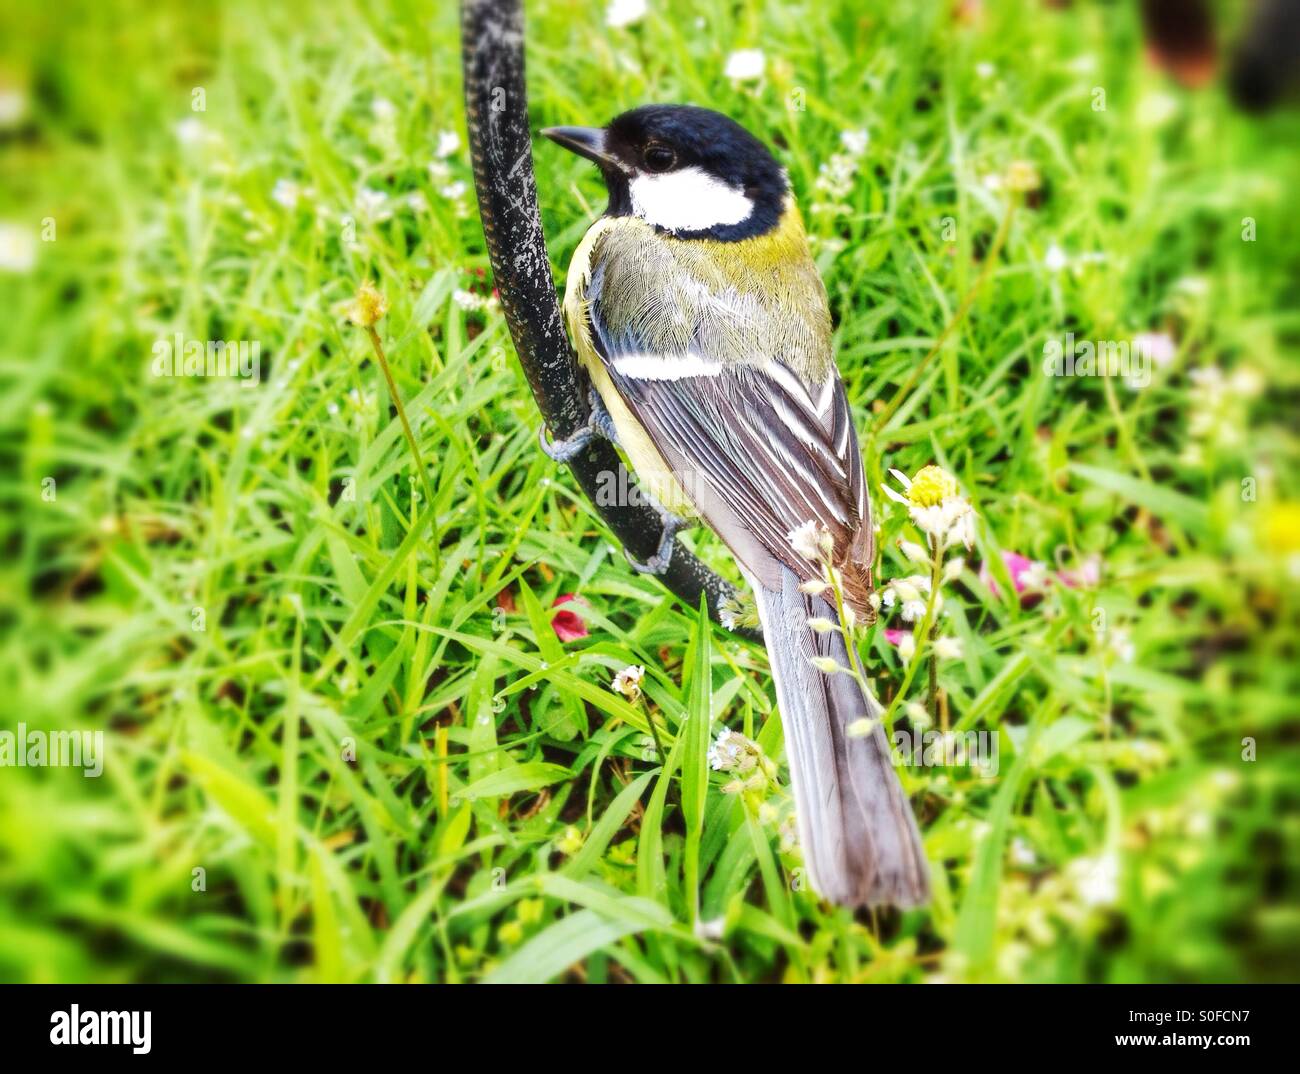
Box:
[460, 0, 756, 638]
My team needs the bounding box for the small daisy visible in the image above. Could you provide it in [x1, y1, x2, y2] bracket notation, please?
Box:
[840, 129, 870, 156]
[708, 728, 761, 773]
[0, 85, 28, 128]
[933, 636, 964, 661]
[610, 664, 645, 702]
[0, 222, 36, 273]
[175, 117, 212, 147]
[897, 633, 916, 663]
[356, 187, 392, 221]
[1132, 331, 1176, 369]
[271, 179, 301, 210]
[453, 288, 486, 312]
[1069, 852, 1119, 908]
[435, 130, 460, 158]
[605, 0, 647, 28]
[787, 519, 832, 563]
[724, 49, 765, 81]
[882, 465, 977, 551]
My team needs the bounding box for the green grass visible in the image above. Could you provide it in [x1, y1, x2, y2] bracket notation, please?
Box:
[2, 0, 1298, 983]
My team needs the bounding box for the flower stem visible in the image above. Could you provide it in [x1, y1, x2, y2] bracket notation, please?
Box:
[927, 537, 942, 720]
[364, 324, 440, 569]
[880, 566, 943, 729]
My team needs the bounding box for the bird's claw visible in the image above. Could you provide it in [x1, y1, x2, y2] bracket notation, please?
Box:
[539, 422, 594, 461]
[625, 511, 688, 576]
[539, 388, 619, 461]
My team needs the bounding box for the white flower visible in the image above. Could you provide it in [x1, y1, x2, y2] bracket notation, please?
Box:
[1132, 331, 1176, 369]
[435, 130, 460, 158]
[0, 222, 36, 273]
[1229, 366, 1263, 397]
[840, 129, 870, 156]
[708, 728, 761, 773]
[941, 556, 965, 583]
[975, 62, 995, 80]
[605, 0, 647, 28]
[271, 179, 301, 209]
[175, 117, 207, 146]
[897, 634, 916, 663]
[810, 656, 849, 675]
[1069, 852, 1119, 908]
[806, 616, 837, 634]
[611, 664, 645, 701]
[813, 150, 860, 210]
[1108, 627, 1135, 663]
[439, 180, 468, 201]
[900, 599, 927, 623]
[900, 540, 928, 564]
[904, 701, 931, 729]
[0, 86, 28, 128]
[787, 520, 832, 562]
[1009, 838, 1036, 866]
[891, 578, 923, 604]
[1043, 243, 1068, 272]
[371, 97, 396, 121]
[453, 288, 486, 311]
[356, 187, 392, 220]
[724, 49, 765, 81]
[1136, 90, 1179, 129]
[933, 635, 964, 660]
[946, 506, 977, 551]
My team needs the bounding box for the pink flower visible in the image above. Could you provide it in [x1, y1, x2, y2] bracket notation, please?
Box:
[980, 550, 1100, 604]
[883, 628, 908, 646]
[980, 551, 1046, 598]
[1058, 555, 1101, 589]
[550, 594, 589, 642]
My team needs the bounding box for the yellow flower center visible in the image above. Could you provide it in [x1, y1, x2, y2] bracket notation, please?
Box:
[908, 465, 958, 507]
[1263, 503, 1300, 554]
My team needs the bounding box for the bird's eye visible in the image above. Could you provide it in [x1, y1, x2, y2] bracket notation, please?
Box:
[643, 144, 676, 172]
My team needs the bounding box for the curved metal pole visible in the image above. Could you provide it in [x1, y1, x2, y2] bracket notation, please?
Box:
[461, 0, 757, 639]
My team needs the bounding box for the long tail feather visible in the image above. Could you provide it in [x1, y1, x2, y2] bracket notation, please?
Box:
[749, 565, 929, 908]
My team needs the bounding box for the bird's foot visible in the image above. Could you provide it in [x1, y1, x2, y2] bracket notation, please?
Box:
[625, 507, 690, 576]
[538, 388, 619, 461]
[586, 386, 620, 444]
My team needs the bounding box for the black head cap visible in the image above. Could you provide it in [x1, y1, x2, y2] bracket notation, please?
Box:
[545, 104, 788, 241]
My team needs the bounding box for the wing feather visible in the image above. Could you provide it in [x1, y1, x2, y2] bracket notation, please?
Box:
[586, 269, 871, 594]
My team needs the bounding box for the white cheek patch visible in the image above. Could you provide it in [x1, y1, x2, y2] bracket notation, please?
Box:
[629, 167, 754, 233]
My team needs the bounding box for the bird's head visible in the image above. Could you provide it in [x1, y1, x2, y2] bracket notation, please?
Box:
[542, 104, 788, 241]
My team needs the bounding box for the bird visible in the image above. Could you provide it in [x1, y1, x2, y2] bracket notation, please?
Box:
[538, 104, 929, 909]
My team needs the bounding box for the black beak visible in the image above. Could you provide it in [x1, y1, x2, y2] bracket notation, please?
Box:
[541, 125, 625, 171]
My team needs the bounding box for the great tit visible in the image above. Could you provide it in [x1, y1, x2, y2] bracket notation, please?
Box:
[542, 104, 929, 909]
